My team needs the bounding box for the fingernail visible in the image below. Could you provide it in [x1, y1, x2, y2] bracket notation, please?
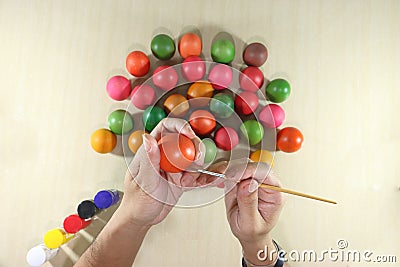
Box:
[188, 128, 196, 138]
[187, 123, 196, 135]
[142, 134, 152, 153]
[195, 150, 203, 161]
[182, 124, 196, 138]
[248, 179, 259, 193]
[193, 136, 201, 145]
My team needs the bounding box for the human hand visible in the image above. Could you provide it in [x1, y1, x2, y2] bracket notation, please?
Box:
[206, 160, 284, 264]
[118, 118, 205, 229]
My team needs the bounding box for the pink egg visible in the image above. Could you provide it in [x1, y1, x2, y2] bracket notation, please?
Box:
[234, 91, 259, 115]
[259, 104, 285, 128]
[181, 56, 206, 82]
[106, 76, 132, 101]
[208, 64, 233, 90]
[130, 84, 156, 110]
[214, 127, 239, 151]
[239, 66, 264, 92]
[152, 66, 178, 91]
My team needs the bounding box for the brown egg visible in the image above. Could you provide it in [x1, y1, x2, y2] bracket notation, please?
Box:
[242, 42, 268, 67]
[128, 130, 146, 153]
[187, 81, 214, 107]
[163, 94, 189, 117]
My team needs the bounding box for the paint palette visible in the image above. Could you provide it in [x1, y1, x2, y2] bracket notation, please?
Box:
[27, 190, 121, 266]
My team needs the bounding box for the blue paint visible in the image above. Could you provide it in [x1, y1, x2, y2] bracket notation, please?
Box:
[94, 190, 119, 209]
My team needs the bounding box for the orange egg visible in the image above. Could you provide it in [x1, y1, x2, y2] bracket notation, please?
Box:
[178, 33, 202, 59]
[250, 150, 274, 166]
[91, 129, 117, 153]
[187, 81, 214, 107]
[163, 94, 189, 117]
[159, 133, 196, 173]
[128, 130, 145, 153]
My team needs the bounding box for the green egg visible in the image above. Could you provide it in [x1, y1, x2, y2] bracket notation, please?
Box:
[211, 39, 235, 64]
[240, 120, 264, 146]
[201, 138, 217, 164]
[210, 93, 234, 119]
[265, 78, 291, 103]
[108, 110, 134, 135]
[151, 34, 176, 60]
[142, 106, 166, 132]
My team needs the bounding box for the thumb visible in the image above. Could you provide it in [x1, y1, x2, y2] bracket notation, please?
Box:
[133, 133, 162, 194]
[141, 133, 160, 172]
[236, 179, 259, 220]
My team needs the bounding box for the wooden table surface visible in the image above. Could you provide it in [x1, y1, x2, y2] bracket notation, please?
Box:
[1, 0, 399, 266]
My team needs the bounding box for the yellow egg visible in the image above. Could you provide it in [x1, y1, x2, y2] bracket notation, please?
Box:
[250, 150, 274, 167]
[90, 128, 117, 153]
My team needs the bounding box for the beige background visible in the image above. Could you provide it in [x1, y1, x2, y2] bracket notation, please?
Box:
[1, 0, 399, 266]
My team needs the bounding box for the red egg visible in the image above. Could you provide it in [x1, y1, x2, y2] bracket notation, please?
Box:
[276, 127, 304, 153]
[181, 56, 206, 82]
[152, 66, 178, 91]
[234, 91, 259, 115]
[239, 66, 264, 92]
[214, 127, 239, 151]
[126, 51, 150, 77]
[130, 84, 155, 110]
[189, 110, 216, 136]
[159, 133, 196, 173]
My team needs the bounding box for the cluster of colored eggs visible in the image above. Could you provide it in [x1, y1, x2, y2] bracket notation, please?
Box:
[91, 31, 304, 172]
[26, 190, 120, 266]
